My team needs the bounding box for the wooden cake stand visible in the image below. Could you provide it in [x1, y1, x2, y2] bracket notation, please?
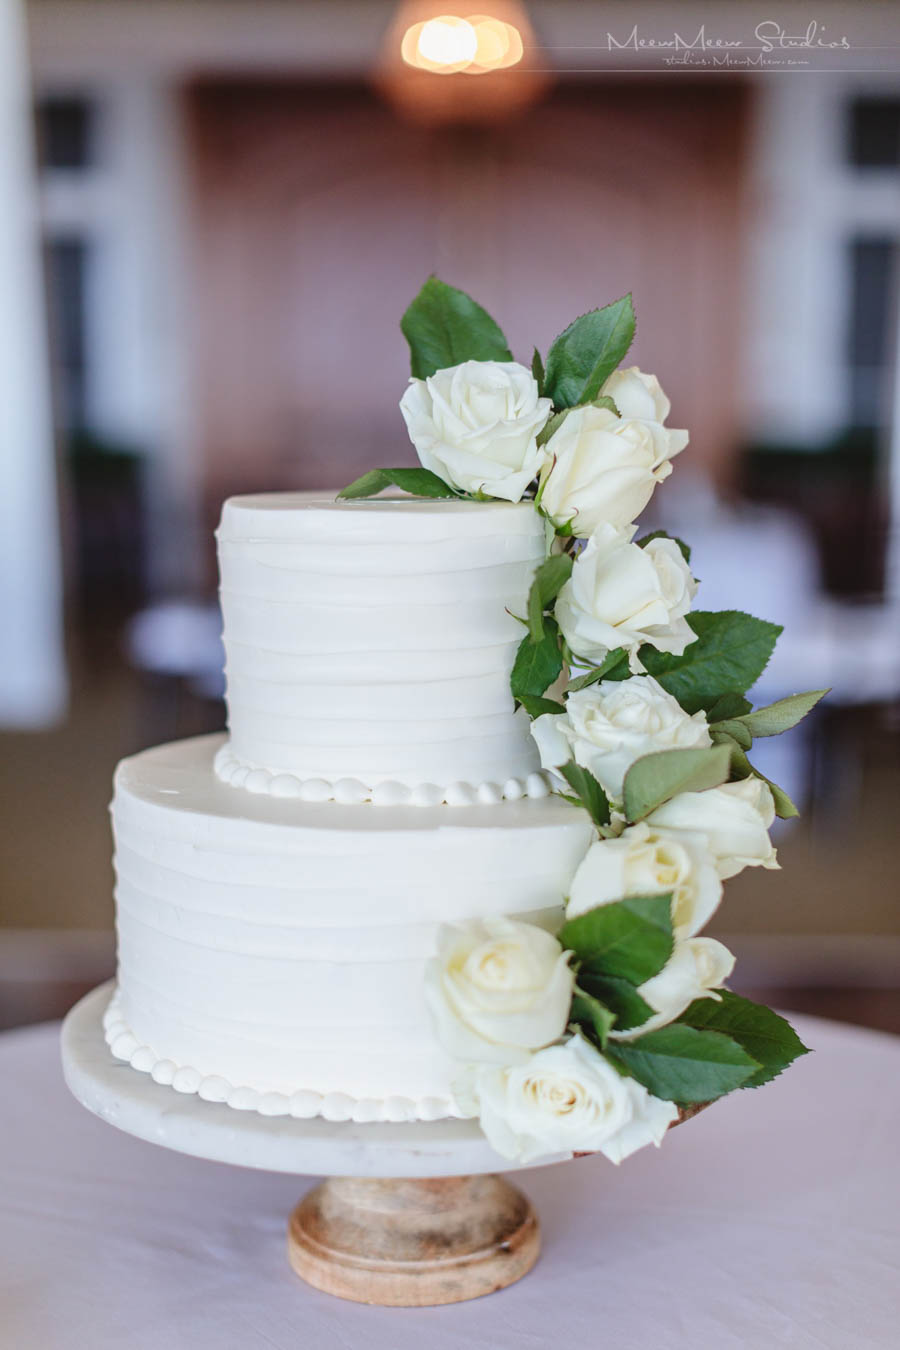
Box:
[61, 984, 572, 1307]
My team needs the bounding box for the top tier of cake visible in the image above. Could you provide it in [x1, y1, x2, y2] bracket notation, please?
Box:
[215, 493, 545, 799]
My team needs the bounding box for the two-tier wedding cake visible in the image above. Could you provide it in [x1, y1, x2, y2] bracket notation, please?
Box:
[102, 279, 814, 1165]
[104, 495, 594, 1121]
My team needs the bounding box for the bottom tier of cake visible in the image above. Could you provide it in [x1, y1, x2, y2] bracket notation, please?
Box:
[108, 735, 594, 1121]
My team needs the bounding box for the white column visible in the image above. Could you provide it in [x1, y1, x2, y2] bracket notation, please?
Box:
[107, 78, 201, 594]
[0, 0, 66, 726]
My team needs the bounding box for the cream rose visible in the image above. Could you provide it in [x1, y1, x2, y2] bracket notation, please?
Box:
[646, 777, 779, 880]
[399, 360, 552, 502]
[424, 917, 574, 1065]
[454, 1033, 678, 1164]
[601, 366, 675, 423]
[539, 397, 687, 537]
[554, 524, 698, 669]
[530, 675, 711, 802]
[610, 937, 736, 1039]
[540, 367, 687, 537]
[566, 822, 723, 939]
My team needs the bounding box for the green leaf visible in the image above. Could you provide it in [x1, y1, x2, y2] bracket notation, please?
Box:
[400, 277, 513, 379]
[639, 611, 783, 715]
[560, 894, 673, 985]
[510, 618, 563, 700]
[606, 1024, 761, 1104]
[578, 971, 654, 1032]
[636, 530, 692, 564]
[517, 694, 566, 719]
[531, 346, 545, 394]
[526, 554, 573, 641]
[558, 792, 584, 810]
[706, 691, 753, 721]
[544, 295, 636, 409]
[711, 718, 753, 750]
[755, 771, 799, 819]
[738, 689, 828, 738]
[678, 991, 810, 1088]
[527, 585, 543, 642]
[623, 745, 732, 823]
[567, 648, 629, 692]
[536, 407, 572, 449]
[558, 761, 612, 828]
[710, 730, 753, 776]
[711, 739, 801, 820]
[337, 467, 458, 500]
[569, 989, 616, 1049]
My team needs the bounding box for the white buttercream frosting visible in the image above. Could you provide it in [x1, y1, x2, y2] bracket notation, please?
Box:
[102, 989, 457, 1123]
[110, 735, 595, 1118]
[216, 494, 545, 793]
[212, 742, 553, 806]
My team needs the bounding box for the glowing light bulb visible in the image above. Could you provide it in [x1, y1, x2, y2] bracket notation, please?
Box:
[400, 21, 427, 66]
[469, 16, 511, 66]
[416, 16, 478, 66]
[496, 22, 523, 67]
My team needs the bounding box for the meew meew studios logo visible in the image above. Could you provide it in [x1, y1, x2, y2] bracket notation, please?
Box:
[602, 18, 853, 71]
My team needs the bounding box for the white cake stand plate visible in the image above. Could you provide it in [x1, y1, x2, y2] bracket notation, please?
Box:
[61, 983, 571, 1306]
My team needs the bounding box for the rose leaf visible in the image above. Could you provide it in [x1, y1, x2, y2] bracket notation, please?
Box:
[622, 745, 732, 823]
[606, 1024, 761, 1104]
[544, 295, 636, 409]
[639, 610, 783, 714]
[559, 893, 674, 985]
[401, 277, 513, 379]
[677, 991, 810, 1088]
[337, 467, 460, 500]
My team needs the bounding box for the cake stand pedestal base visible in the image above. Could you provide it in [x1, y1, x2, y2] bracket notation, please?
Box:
[287, 1173, 539, 1306]
[63, 985, 571, 1307]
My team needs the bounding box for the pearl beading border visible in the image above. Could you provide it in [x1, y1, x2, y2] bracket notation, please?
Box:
[102, 991, 463, 1124]
[212, 744, 553, 807]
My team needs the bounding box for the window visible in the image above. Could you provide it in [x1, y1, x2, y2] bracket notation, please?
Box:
[36, 96, 95, 170]
[44, 238, 89, 431]
[847, 97, 900, 169]
[846, 237, 898, 429]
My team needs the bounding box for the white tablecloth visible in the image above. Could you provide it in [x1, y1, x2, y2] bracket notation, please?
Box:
[2, 1015, 899, 1348]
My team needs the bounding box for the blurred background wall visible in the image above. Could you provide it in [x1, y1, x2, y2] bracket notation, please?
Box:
[2, 0, 899, 1027]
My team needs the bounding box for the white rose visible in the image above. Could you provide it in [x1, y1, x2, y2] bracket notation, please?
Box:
[424, 917, 574, 1065]
[530, 674, 711, 802]
[567, 822, 723, 939]
[539, 397, 687, 537]
[646, 777, 779, 880]
[554, 524, 698, 668]
[601, 366, 675, 424]
[399, 360, 552, 502]
[610, 937, 736, 1039]
[455, 1033, 678, 1164]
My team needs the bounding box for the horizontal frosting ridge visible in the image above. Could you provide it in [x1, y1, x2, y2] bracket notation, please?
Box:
[216, 493, 545, 791]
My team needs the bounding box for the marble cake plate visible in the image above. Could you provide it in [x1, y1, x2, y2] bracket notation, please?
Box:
[61, 982, 572, 1306]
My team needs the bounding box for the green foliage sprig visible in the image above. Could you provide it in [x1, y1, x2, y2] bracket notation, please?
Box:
[560, 892, 809, 1102]
[336, 275, 819, 1121]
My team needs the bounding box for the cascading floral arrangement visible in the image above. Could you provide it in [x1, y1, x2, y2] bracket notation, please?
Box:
[339, 278, 822, 1165]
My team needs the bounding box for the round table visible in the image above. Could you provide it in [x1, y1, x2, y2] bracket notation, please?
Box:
[2, 1014, 898, 1347]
